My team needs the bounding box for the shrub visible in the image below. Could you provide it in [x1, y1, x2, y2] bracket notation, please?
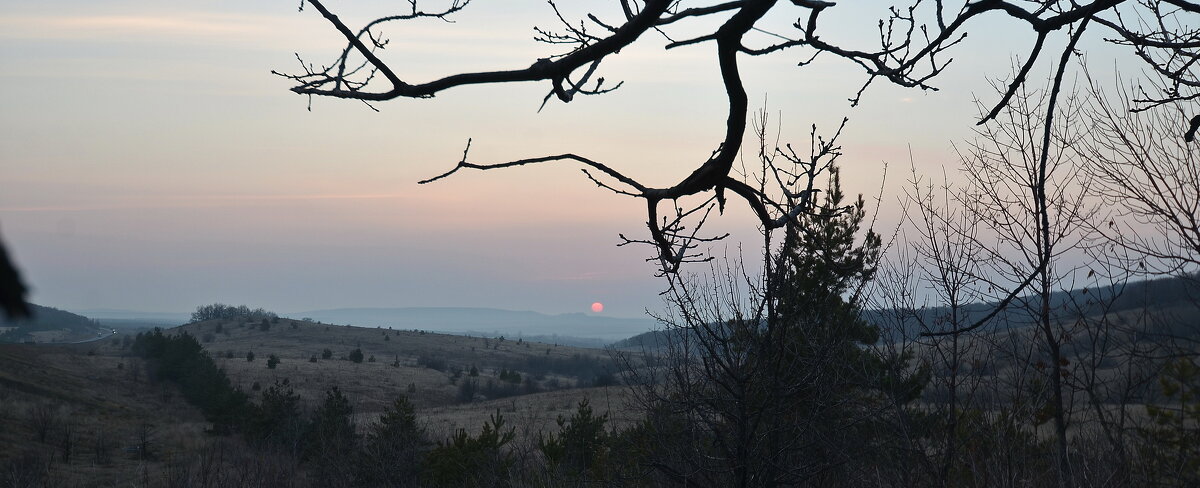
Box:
[267, 354, 280, 369]
[424, 411, 514, 487]
[246, 351, 255, 362]
[539, 399, 610, 479]
[498, 368, 521, 384]
[322, 348, 333, 360]
[305, 387, 358, 484]
[417, 354, 447, 372]
[356, 396, 427, 486]
[1139, 358, 1200, 486]
[349, 348, 364, 364]
[456, 379, 478, 404]
[248, 381, 304, 450]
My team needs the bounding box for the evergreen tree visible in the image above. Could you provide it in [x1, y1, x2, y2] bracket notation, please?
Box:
[357, 396, 427, 487]
[641, 166, 928, 487]
[305, 387, 358, 485]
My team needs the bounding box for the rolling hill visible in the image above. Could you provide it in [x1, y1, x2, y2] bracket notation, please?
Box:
[286, 307, 659, 343]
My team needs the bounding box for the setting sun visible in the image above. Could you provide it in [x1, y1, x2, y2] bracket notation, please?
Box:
[590, 302, 604, 313]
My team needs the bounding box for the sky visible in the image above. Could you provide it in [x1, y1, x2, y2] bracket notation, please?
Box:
[0, 1, 1132, 319]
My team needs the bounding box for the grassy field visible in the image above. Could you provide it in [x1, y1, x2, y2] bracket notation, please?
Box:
[0, 318, 642, 486]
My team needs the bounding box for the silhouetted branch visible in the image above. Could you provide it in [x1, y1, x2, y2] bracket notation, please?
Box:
[284, 0, 1200, 275]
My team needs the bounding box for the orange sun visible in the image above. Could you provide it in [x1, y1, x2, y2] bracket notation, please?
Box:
[591, 302, 604, 313]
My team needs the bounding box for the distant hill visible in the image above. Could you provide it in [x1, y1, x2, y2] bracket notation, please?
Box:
[75, 308, 190, 326]
[287, 307, 659, 342]
[869, 273, 1200, 338]
[614, 274, 1200, 348]
[0, 303, 99, 343]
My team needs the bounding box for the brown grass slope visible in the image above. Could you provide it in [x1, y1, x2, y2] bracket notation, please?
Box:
[0, 318, 638, 486]
[0, 343, 213, 487]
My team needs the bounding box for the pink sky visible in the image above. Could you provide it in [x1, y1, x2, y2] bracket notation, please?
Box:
[0, 1, 1132, 318]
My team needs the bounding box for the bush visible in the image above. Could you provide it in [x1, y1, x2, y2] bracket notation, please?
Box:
[356, 396, 427, 486]
[349, 348, 364, 364]
[424, 411, 514, 487]
[246, 351, 255, 362]
[267, 354, 280, 369]
[305, 387, 358, 484]
[322, 348, 333, 360]
[247, 381, 304, 449]
[456, 379, 478, 404]
[498, 368, 521, 384]
[417, 354, 447, 372]
[539, 399, 610, 479]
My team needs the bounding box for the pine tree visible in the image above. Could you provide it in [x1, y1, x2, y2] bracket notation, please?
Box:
[305, 387, 358, 485]
[642, 165, 928, 487]
[357, 396, 427, 486]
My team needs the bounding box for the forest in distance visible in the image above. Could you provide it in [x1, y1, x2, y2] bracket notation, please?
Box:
[4, 0, 1200, 487]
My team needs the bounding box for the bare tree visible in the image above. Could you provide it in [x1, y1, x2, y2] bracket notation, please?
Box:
[952, 79, 1099, 486]
[865, 165, 997, 485]
[279, 0, 1200, 274]
[28, 402, 59, 443]
[1079, 71, 1200, 278]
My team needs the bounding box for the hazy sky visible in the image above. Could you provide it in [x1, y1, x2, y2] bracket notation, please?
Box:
[0, 1, 1129, 319]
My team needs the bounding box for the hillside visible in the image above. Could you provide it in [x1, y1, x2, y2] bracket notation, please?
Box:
[118, 317, 631, 413]
[616, 274, 1200, 349]
[0, 343, 216, 486]
[1, 314, 641, 485]
[0, 304, 104, 344]
[288, 307, 658, 343]
[869, 273, 1200, 338]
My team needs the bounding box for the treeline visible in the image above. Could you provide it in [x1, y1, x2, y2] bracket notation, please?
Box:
[131, 329, 249, 432]
[416, 351, 622, 403]
[190, 304, 277, 323]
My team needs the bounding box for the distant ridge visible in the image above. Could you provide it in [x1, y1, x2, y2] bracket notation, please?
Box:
[1, 303, 99, 342]
[286, 306, 658, 342]
[75, 308, 191, 325]
[866, 273, 1200, 338]
[614, 274, 1200, 348]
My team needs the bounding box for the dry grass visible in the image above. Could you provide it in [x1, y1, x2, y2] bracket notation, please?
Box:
[0, 344, 219, 487]
[1, 319, 645, 486]
[84, 321, 643, 436]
